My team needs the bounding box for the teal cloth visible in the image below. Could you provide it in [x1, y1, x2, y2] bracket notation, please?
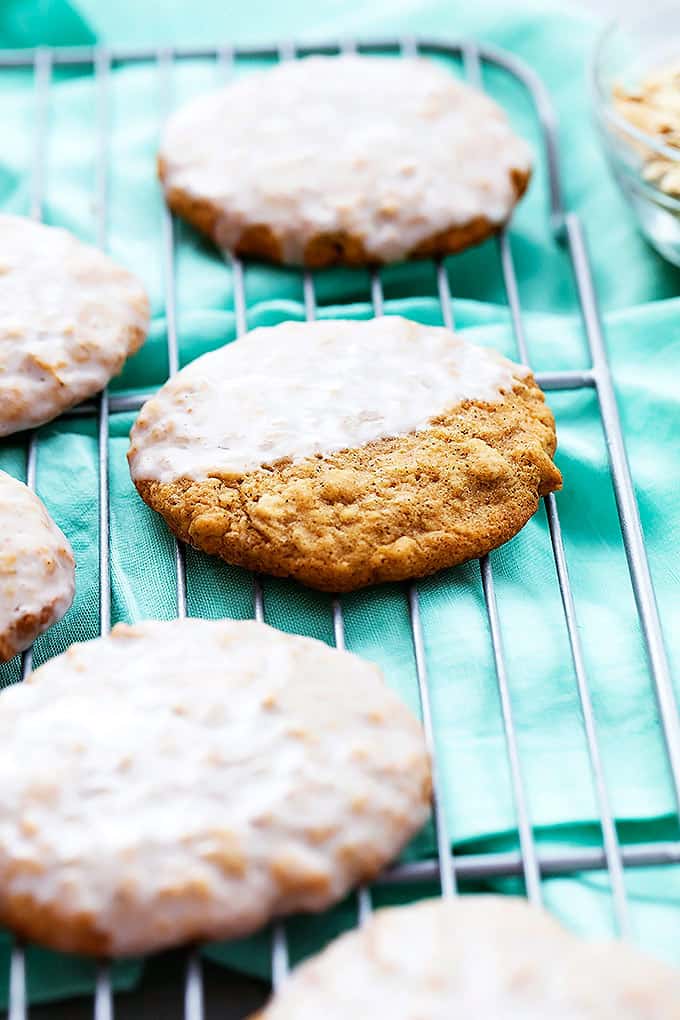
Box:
[1, 0, 680, 1007]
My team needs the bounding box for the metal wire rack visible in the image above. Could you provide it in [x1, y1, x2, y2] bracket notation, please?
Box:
[0, 33, 679, 1020]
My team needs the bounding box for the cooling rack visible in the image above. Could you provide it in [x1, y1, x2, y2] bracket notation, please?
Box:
[1, 33, 679, 1020]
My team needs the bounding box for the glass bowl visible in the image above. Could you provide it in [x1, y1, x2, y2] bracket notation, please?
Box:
[592, 10, 680, 266]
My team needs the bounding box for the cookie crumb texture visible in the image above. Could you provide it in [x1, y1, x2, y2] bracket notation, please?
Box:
[158, 55, 531, 266]
[254, 896, 680, 1019]
[0, 470, 75, 662]
[0, 214, 149, 436]
[0, 619, 431, 956]
[129, 319, 561, 592]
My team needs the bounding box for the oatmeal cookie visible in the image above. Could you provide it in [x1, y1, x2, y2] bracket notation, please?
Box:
[0, 618, 431, 955]
[0, 214, 149, 435]
[0, 470, 75, 662]
[128, 317, 561, 591]
[158, 55, 531, 266]
[253, 896, 680, 1019]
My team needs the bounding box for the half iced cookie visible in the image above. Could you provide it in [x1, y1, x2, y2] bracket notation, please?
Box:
[158, 55, 531, 267]
[128, 317, 562, 591]
[0, 214, 149, 435]
[0, 618, 431, 955]
[0, 470, 75, 662]
[252, 896, 680, 1018]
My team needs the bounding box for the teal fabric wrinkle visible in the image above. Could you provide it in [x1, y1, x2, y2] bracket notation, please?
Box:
[1, 0, 679, 1007]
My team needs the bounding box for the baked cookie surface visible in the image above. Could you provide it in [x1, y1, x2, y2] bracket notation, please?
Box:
[128, 317, 561, 592]
[0, 618, 430, 955]
[253, 896, 680, 1019]
[0, 470, 75, 662]
[0, 215, 149, 436]
[158, 55, 531, 266]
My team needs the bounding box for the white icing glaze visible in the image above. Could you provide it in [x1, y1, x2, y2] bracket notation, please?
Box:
[159, 55, 532, 263]
[0, 214, 149, 436]
[261, 897, 680, 1019]
[0, 470, 75, 661]
[128, 317, 528, 484]
[0, 618, 430, 956]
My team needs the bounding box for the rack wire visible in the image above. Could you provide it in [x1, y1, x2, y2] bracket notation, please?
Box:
[1, 33, 679, 1020]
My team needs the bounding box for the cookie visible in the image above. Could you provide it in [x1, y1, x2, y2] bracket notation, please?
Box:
[0, 214, 149, 436]
[128, 317, 561, 592]
[158, 55, 531, 267]
[0, 470, 75, 662]
[253, 896, 680, 1018]
[0, 618, 431, 955]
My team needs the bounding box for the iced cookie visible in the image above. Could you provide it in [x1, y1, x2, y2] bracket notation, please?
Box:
[253, 896, 680, 1019]
[0, 470, 75, 662]
[158, 55, 531, 266]
[0, 214, 149, 435]
[128, 317, 561, 591]
[0, 618, 431, 955]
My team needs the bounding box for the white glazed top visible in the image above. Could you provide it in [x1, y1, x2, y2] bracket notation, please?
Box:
[159, 55, 532, 263]
[0, 470, 75, 662]
[0, 215, 149, 436]
[128, 317, 528, 483]
[0, 618, 430, 956]
[260, 897, 680, 1019]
